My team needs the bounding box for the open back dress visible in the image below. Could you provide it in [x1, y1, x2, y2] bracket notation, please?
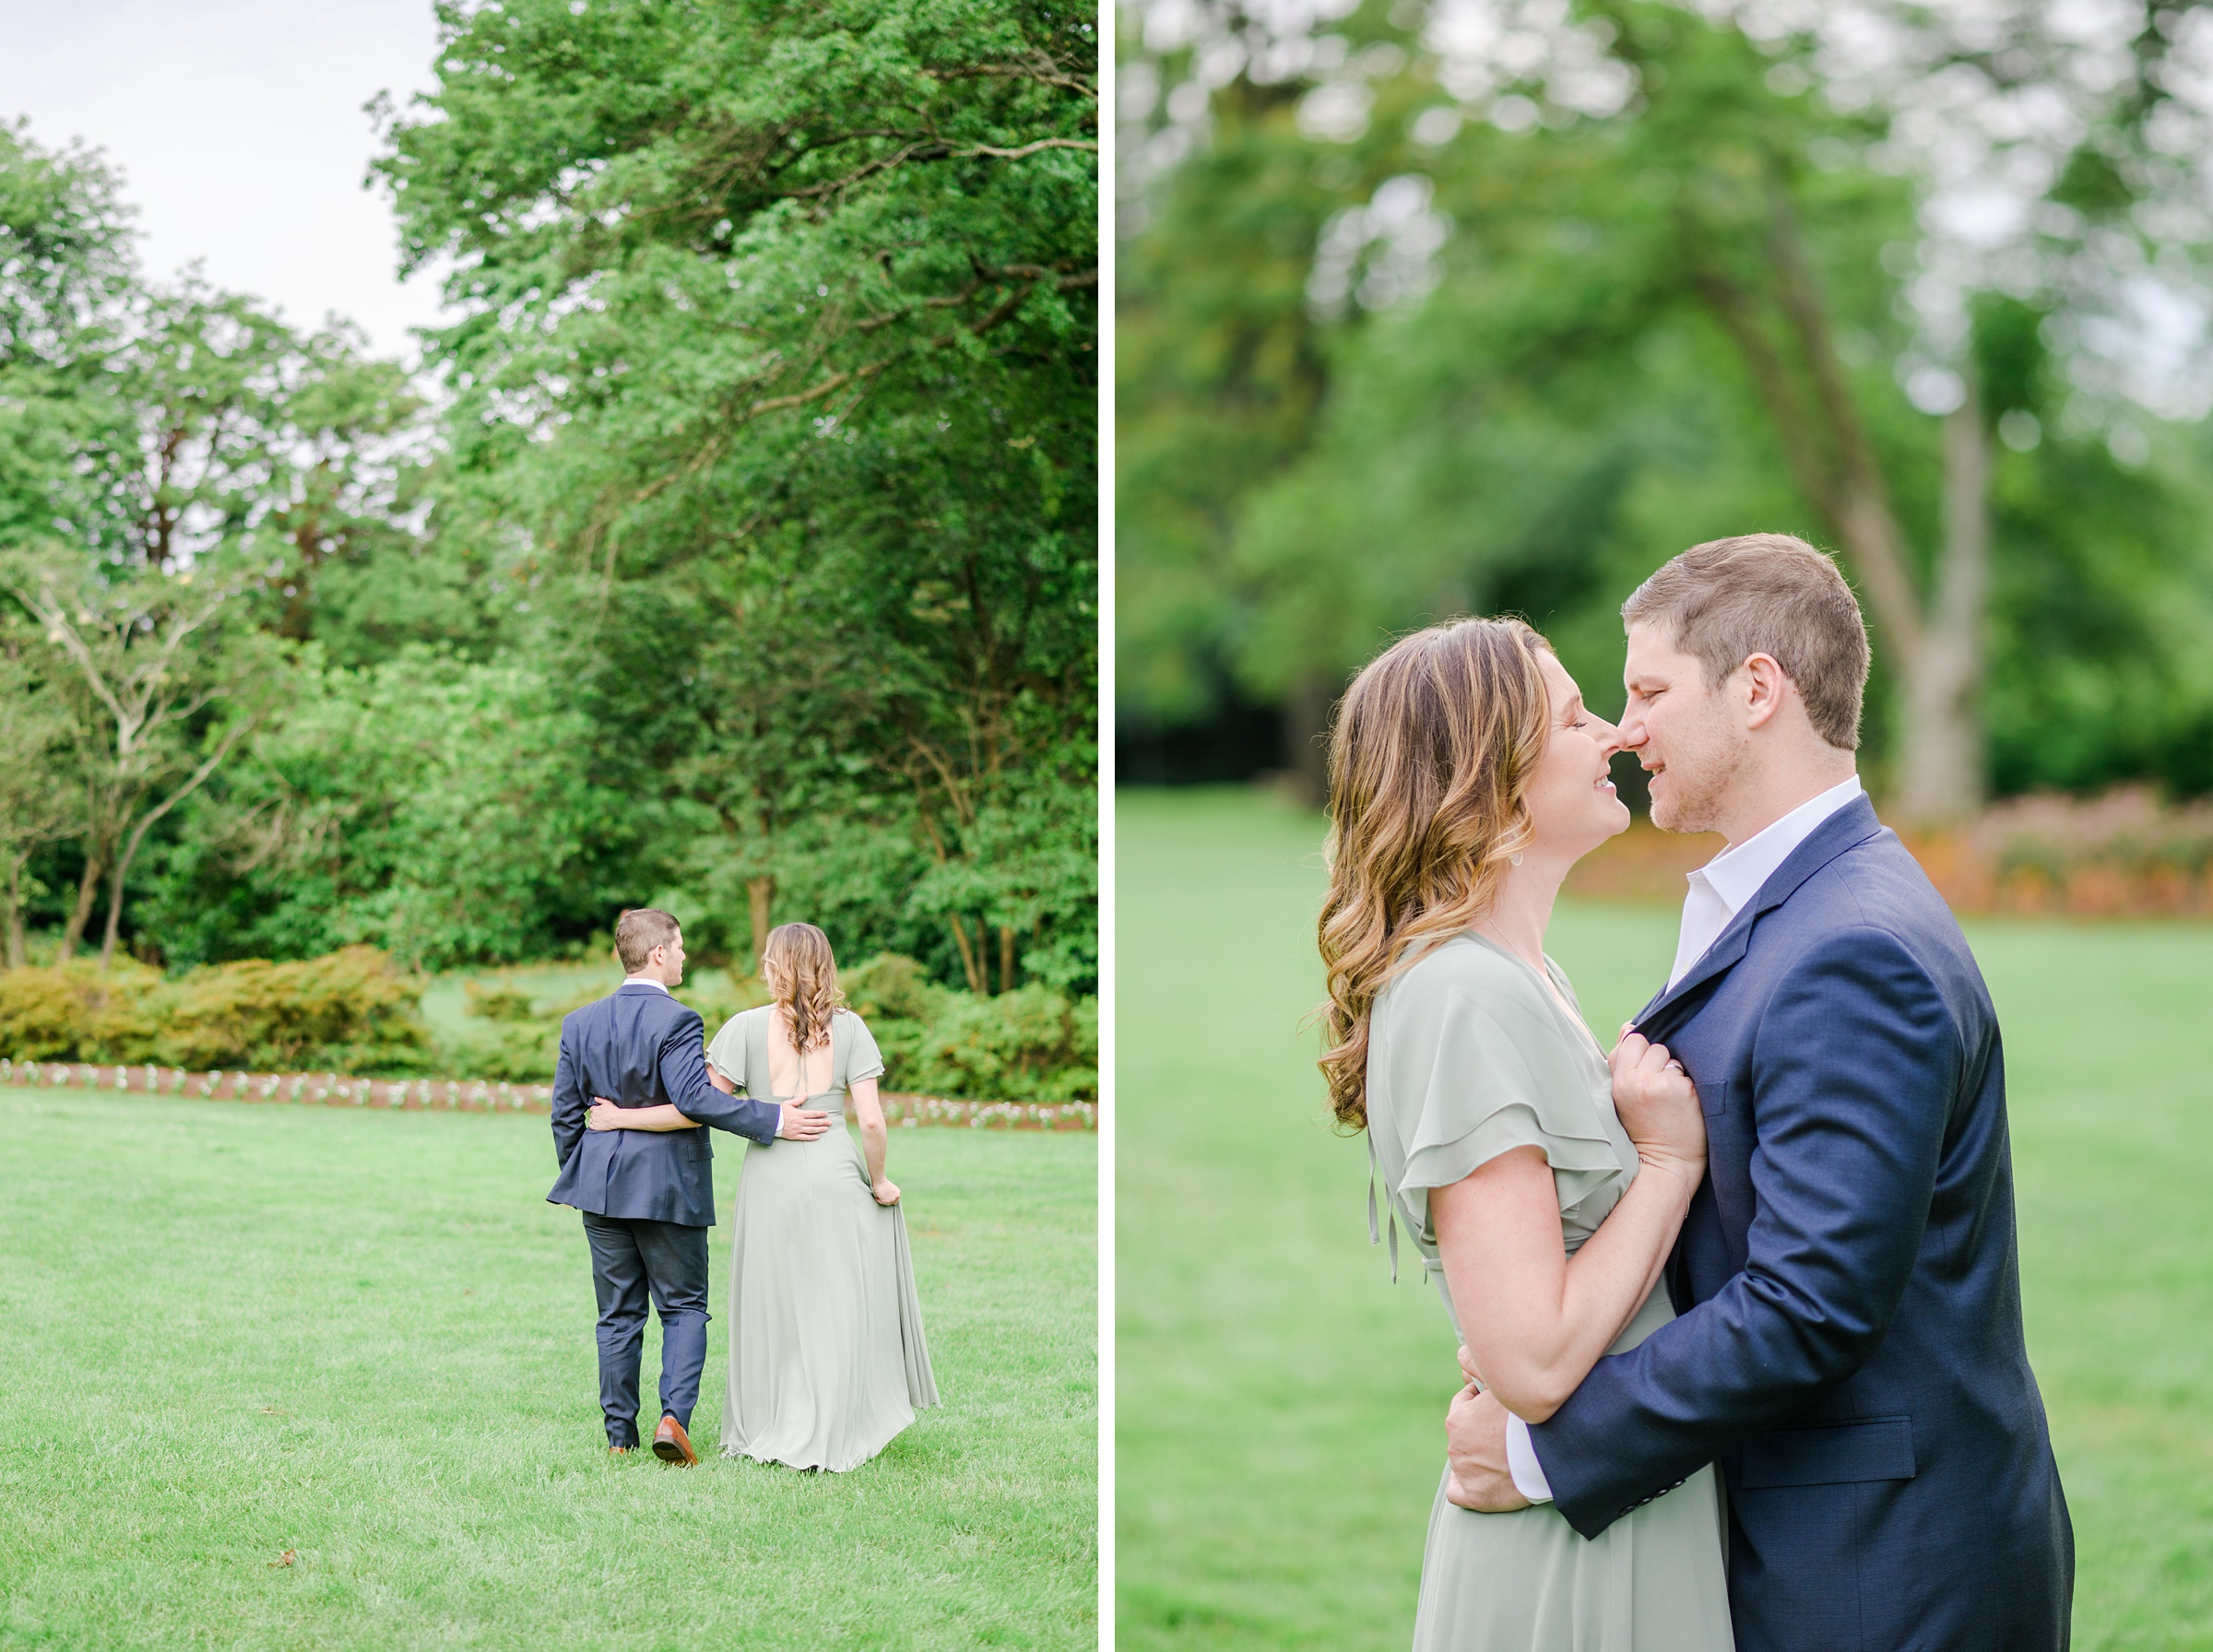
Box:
[706, 1005, 940, 1471]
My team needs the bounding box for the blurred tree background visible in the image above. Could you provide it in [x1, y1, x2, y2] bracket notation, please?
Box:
[1117, 0, 2213, 823]
[0, 0, 1097, 1000]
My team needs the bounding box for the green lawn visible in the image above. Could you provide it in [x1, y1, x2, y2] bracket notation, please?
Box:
[0, 1095, 1095, 1650]
[1117, 787, 2213, 1652]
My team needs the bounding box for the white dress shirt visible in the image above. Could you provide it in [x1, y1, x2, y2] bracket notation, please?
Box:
[1504, 773, 1864, 1504]
[621, 975, 670, 993]
[1666, 775, 1865, 988]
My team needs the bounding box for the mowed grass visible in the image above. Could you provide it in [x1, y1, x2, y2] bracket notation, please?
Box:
[0, 1095, 1095, 1650]
[1116, 787, 2213, 1652]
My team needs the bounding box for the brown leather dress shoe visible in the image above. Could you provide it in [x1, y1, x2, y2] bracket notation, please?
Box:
[609, 1446, 636, 1456]
[651, 1415, 698, 1467]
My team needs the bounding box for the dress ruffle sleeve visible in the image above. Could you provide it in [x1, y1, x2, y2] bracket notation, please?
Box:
[838, 1011, 887, 1088]
[705, 1009, 752, 1090]
[1376, 946, 1628, 1244]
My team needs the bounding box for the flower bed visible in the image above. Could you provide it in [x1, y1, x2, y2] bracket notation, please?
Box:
[0, 1058, 1096, 1132]
[1567, 790, 2213, 920]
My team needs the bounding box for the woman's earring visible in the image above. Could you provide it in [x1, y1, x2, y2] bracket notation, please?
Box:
[1509, 852, 1524, 867]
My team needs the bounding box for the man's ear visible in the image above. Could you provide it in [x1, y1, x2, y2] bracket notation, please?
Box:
[1740, 653, 1792, 731]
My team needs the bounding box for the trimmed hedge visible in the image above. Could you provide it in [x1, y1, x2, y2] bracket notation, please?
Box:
[443, 951, 1099, 1102]
[0, 947, 1100, 1102]
[842, 956, 1098, 1104]
[0, 948, 434, 1075]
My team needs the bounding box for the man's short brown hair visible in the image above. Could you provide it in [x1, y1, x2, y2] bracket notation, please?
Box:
[614, 908, 681, 972]
[1621, 533, 1870, 749]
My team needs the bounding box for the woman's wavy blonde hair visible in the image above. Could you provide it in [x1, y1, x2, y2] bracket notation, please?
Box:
[761, 922, 846, 1053]
[1317, 617, 1556, 1130]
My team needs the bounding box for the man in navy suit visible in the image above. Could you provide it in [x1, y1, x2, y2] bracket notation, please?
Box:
[1447, 536, 2072, 1650]
[548, 907, 831, 1463]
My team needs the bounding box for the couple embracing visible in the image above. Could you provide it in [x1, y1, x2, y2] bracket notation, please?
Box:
[1323, 536, 2072, 1652]
[547, 909, 938, 1471]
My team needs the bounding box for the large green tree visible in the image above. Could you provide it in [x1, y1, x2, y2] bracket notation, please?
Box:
[374, 0, 1099, 989]
[1, 127, 427, 964]
[1118, 0, 2213, 816]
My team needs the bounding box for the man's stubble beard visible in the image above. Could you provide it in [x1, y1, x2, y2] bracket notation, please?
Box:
[1649, 714, 1747, 838]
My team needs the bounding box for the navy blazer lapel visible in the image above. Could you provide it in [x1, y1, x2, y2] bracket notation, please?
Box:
[1633, 794, 1888, 1032]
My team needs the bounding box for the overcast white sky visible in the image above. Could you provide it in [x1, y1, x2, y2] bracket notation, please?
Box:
[1, 0, 450, 362]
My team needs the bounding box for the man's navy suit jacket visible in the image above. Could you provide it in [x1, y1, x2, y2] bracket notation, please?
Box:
[1530, 795, 2073, 1652]
[546, 982, 781, 1228]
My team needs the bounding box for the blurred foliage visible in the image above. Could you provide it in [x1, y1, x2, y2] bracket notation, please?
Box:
[2, 0, 1097, 996]
[427, 949, 1095, 1098]
[1117, 1, 2213, 800]
[845, 949, 1098, 1102]
[0, 945, 434, 1074]
[907, 984, 1100, 1103]
[372, 0, 1099, 995]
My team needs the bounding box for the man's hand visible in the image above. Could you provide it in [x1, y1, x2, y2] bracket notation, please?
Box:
[1446, 1382, 1532, 1513]
[777, 1103, 833, 1141]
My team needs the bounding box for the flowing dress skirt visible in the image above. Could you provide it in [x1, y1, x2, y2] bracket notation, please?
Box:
[718, 1124, 939, 1471]
[1411, 1292, 1734, 1652]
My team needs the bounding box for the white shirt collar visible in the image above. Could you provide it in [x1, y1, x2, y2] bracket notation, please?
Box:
[620, 976, 670, 994]
[1667, 774, 1863, 990]
[1697, 773, 1865, 914]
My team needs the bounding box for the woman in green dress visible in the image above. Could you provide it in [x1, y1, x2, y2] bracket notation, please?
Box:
[1316, 618, 1734, 1651]
[586, 922, 938, 1471]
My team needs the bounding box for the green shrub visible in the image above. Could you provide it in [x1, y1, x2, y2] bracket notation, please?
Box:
[435, 977, 569, 1080]
[841, 953, 953, 1022]
[669, 951, 1100, 1103]
[672, 972, 773, 1031]
[839, 953, 953, 1088]
[463, 981, 539, 1023]
[0, 961, 166, 1061]
[0, 948, 434, 1075]
[0, 946, 1097, 1100]
[905, 984, 1098, 1103]
[155, 948, 434, 1074]
[438, 1021, 559, 1082]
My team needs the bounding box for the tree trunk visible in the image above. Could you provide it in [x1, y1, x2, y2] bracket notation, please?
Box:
[746, 875, 775, 972]
[1691, 260, 1990, 825]
[1282, 678, 1337, 808]
[56, 849, 104, 963]
[999, 924, 1017, 996]
[946, 913, 987, 995]
[1894, 396, 1991, 826]
[99, 836, 145, 969]
[1691, 198, 1998, 827]
[3, 852, 24, 970]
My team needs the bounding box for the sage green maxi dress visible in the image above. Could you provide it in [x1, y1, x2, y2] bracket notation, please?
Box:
[1367, 932, 1734, 1652]
[706, 1006, 940, 1471]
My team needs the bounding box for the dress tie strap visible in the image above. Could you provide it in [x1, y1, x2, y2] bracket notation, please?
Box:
[1367, 1130, 1398, 1283]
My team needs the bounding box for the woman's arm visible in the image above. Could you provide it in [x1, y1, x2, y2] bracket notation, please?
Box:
[850, 1077, 898, 1204]
[584, 1062, 738, 1131]
[586, 1098, 698, 1132]
[1431, 1035, 1704, 1424]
